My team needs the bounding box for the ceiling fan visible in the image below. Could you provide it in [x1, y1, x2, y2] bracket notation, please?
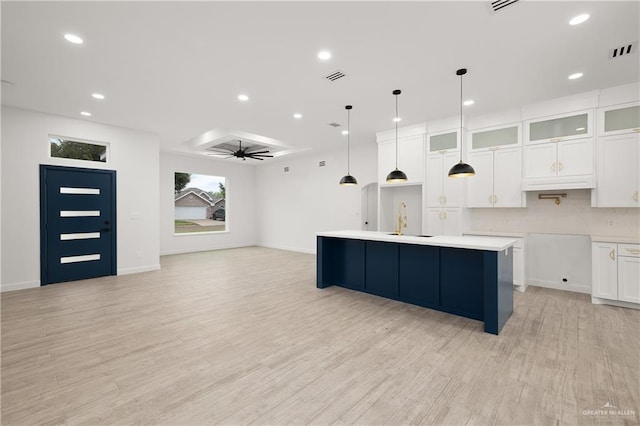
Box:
[208, 140, 273, 161]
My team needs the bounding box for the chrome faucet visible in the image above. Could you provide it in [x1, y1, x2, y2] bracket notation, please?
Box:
[396, 201, 407, 235]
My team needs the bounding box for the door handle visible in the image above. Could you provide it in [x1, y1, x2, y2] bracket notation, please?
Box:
[610, 249, 615, 261]
[100, 227, 111, 232]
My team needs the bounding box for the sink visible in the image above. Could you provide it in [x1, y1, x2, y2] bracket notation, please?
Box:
[386, 233, 434, 237]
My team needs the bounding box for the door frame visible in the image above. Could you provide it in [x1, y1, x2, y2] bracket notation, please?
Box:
[40, 164, 117, 286]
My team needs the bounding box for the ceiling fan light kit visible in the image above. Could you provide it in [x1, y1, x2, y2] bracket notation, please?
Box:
[386, 89, 408, 183]
[339, 105, 358, 186]
[448, 68, 475, 178]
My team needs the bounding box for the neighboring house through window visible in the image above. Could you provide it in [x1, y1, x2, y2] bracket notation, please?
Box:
[174, 173, 226, 234]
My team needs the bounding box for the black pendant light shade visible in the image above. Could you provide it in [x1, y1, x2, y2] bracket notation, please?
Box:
[386, 89, 408, 183]
[339, 105, 358, 186]
[339, 174, 358, 185]
[448, 68, 475, 178]
[386, 169, 408, 183]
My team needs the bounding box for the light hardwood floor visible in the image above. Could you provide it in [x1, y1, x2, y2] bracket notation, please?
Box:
[2, 246, 639, 425]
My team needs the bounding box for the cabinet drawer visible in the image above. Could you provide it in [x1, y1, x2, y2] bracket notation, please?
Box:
[619, 244, 640, 258]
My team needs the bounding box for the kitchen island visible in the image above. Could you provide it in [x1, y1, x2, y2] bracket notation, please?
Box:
[316, 230, 517, 335]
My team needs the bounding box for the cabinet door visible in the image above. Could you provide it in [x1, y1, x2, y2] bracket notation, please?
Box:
[598, 103, 640, 136]
[526, 110, 592, 143]
[597, 134, 640, 207]
[425, 155, 444, 207]
[442, 208, 461, 236]
[398, 244, 439, 306]
[557, 138, 593, 176]
[398, 135, 425, 183]
[524, 143, 557, 178]
[365, 241, 398, 297]
[442, 152, 464, 207]
[425, 208, 443, 235]
[378, 141, 397, 184]
[591, 243, 618, 300]
[493, 148, 524, 207]
[466, 150, 494, 208]
[618, 256, 640, 304]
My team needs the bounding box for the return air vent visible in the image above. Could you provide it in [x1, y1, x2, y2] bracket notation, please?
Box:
[609, 41, 637, 59]
[328, 122, 341, 128]
[325, 70, 346, 82]
[490, 0, 519, 12]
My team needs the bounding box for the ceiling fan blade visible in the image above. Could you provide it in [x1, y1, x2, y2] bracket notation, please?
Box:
[249, 154, 274, 158]
[246, 150, 270, 155]
[208, 148, 235, 154]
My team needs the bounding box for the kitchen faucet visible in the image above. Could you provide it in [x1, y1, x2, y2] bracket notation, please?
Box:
[396, 201, 407, 235]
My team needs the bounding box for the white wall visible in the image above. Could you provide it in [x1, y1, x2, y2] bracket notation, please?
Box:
[466, 189, 640, 238]
[159, 152, 257, 255]
[1, 106, 160, 291]
[256, 143, 378, 253]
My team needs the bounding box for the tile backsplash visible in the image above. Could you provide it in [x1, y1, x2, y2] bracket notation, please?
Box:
[467, 189, 640, 238]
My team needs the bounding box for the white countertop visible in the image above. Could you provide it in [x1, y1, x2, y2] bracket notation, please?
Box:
[465, 230, 527, 238]
[317, 230, 517, 251]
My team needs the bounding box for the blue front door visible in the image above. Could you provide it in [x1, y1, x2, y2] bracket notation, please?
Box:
[40, 165, 117, 285]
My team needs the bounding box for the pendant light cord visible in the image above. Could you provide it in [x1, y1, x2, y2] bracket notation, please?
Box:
[347, 108, 351, 174]
[459, 72, 463, 163]
[395, 93, 399, 169]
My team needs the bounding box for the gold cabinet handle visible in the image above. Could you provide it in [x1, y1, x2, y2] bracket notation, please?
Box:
[558, 162, 564, 171]
[488, 195, 493, 204]
[550, 137, 564, 142]
[626, 248, 640, 255]
[610, 249, 616, 261]
[489, 146, 499, 151]
[443, 211, 447, 220]
[551, 162, 556, 172]
[494, 194, 498, 204]
[632, 128, 640, 133]
[443, 195, 447, 204]
[439, 211, 444, 220]
[634, 191, 639, 202]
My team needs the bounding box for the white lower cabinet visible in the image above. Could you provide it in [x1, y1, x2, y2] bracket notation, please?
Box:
[592, 242, 640, 306]
[425, 208, 461, 236]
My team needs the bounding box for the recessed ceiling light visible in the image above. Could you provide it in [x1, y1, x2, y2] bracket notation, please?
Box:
[569, 14, 590, 26]
[64, 33, 83, 44]
[237, 94, 249, 101]
[92, 93, 105, 100]
[341, 130, 349, 135]
[80, 111, 92, 116]
[392, 117, 402, 122]
[293, 113, 302, 119]
[1, 79, 14, 87]
[568, 72, 583, 80]
[463, 100, 475, 106]
[317, 50, 331, 60]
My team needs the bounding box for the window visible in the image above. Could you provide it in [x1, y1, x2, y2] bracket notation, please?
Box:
[174, 172, 226, 234]
[50, 136, 108, 163]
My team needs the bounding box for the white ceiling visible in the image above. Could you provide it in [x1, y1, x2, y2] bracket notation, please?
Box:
[2, 1, 639, 161]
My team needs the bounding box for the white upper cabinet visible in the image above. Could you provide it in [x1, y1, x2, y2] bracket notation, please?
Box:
[466, 123, 524, 208]
[426, 130, 463, 208]
[378, 134, 425, 186]
[522, 110, 595, 190]
[525, 110, 593, 144]
[597, 102, 640, 137]
[594, 133, 640, 207]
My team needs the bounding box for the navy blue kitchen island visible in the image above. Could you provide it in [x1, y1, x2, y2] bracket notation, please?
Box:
[316, 231, 516, 335]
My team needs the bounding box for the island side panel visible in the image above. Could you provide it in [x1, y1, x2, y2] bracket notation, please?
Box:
[317, 237, 365, 290]
[439, 247, 484, 321]
[483, 249, 514, 335]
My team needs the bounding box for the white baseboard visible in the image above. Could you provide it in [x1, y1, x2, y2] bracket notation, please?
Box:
[257, 243, 316, 255]
[117, 264, 161, 275]
[160, 242, 258, 256]
[1, 280, 40, 292]
[591, 297, 640, 310]
[528, 279, 591, 295]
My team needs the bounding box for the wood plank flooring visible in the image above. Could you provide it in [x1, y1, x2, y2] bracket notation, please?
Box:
[2, 246, 639, 425]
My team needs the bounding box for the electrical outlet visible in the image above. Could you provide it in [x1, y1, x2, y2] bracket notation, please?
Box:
[561, 276, 569, 284]
[607, 219, 615, 227]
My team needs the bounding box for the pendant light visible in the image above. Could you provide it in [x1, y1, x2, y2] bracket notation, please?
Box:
[339, 105, 358, 186]
[386, 89, 408, 183]
[448, 68, 475, 178]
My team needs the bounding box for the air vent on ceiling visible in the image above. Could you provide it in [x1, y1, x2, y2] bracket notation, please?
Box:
[325, 70, 346, 82]
[319, 161, 326, 167]
[490, 0, 519, 12]
[328, 122, 341, 128]
[609, 41, 637, 59]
